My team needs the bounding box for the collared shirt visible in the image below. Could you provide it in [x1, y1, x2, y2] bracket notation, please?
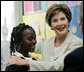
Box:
[12, 51, 32, 60]
[12, 51, 37, 61]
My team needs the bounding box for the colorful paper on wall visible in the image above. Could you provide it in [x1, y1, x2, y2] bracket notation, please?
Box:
[44, 17, 47, 40]
[44, 17, 55, 40]
[23, 13, 46, 39]
[46, 23, 55, 39]
[59, 1, 66, 4]
[48, 1, 59, 7]
[33, 1, 41, 11]
[67, 1, 77, 8]
[24, 1, 32, 14]
[41, 1, 48, 12]
[29, 20, 39, 35]
[69, 7, 83, 39]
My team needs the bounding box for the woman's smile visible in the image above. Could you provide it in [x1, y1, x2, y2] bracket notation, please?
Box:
[56, 25, 66, 32]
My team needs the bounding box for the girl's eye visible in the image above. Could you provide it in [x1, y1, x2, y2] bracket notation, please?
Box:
[28, 38, 32, 41]
[27, 37, 32, 41]
[27, 37, 36, 41]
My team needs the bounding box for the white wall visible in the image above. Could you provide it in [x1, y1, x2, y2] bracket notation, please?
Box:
[1, 1, 17, 41]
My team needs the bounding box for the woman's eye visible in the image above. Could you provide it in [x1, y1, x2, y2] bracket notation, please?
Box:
[51, 19, 57, 23]
[61, 18, 65, 20]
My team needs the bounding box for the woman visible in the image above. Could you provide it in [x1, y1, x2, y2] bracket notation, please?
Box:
[5, 23, 37, 71]
[6, 4, 83, 71]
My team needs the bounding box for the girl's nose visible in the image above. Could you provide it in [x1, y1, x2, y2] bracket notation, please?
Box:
[32, 39, 37, 44]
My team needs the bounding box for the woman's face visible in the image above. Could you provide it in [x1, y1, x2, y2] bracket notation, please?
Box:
[51, 11, 69, 36]
[22, 29, 37, 52]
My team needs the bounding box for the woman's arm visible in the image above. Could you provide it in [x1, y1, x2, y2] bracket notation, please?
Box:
[6, 56, 30, 67]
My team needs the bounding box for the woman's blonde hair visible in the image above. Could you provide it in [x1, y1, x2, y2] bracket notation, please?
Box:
[46, 4, 72, 26]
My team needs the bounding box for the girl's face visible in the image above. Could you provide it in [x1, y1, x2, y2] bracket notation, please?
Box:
[51, 11, 69, 36]
[22, 29, 37, 52]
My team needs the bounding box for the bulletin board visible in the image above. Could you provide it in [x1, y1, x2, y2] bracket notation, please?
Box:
[23, 13, 46, 40]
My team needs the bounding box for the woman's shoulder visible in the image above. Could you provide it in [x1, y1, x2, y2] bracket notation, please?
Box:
[68, 31, 83, 42]
[67, 32, 83, 48]
[71, 33, 83, 42]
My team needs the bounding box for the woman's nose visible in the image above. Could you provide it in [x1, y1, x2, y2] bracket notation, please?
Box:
[58, 20, 63, 25]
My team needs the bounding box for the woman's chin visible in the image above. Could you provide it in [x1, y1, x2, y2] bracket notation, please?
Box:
[57, 29, 67, 36]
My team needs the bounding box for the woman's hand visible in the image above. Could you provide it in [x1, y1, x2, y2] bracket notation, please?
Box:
[6, 56, 30, 67]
